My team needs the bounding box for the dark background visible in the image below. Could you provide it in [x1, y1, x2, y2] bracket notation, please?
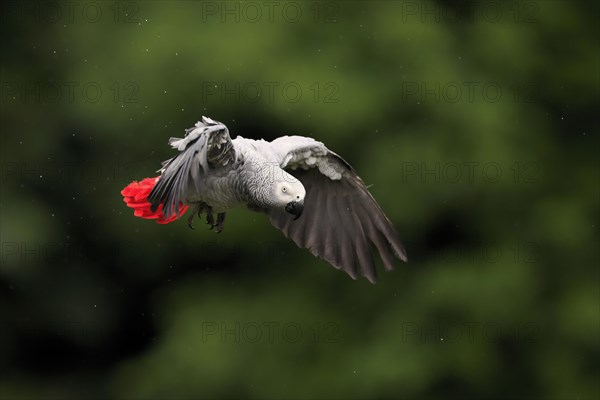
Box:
[1, 1, 598, 399]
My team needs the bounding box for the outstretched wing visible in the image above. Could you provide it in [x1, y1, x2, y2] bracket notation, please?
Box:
[266, 136, 407, 283]
[148, 116, 235, 217]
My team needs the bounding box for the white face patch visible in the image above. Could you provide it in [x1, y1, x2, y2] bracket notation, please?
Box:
[274, 179, 305, 206]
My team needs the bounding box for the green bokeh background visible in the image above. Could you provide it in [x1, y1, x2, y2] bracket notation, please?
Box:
[1, 1, 598, 399]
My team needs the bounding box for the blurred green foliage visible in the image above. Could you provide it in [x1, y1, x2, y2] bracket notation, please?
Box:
[1, 1, 598, 399]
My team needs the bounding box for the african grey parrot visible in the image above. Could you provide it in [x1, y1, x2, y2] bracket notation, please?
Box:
[122, 116, 406, 283]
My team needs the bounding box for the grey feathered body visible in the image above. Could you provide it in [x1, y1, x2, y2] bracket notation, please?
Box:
[147, 117, 407, 283]
[184, 137, 284, 212]
[185, 167, 244, 213]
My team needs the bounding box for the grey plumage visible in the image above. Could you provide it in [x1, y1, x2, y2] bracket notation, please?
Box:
[150, 117, 236, 218]
[148, 116, 407, 283]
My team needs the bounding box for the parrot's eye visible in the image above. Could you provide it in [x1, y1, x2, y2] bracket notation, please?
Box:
[281, 186, 287, 193]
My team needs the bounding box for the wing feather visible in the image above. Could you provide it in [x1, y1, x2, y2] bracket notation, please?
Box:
[265, 138, 407, 283]
[348, 196, 377, 282]
[335, 194, 359, 279]
[302, 182, 324, 253]
[148, 117, 235, 217]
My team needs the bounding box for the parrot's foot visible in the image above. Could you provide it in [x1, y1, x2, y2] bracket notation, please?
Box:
[206, 206, 215, 228]
[187, 202, 207, 230]
[187, 211, 195, 229]
[184, 202, 220, 232]
[214, 213, 226, 233]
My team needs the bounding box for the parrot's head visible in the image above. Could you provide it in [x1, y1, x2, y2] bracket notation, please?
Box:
[273, 172, 305, 220]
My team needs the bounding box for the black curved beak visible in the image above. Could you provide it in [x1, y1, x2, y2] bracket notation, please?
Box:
[285, 201, 304, 220]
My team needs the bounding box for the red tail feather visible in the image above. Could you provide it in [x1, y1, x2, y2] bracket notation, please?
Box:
[121, 177, 189, 224]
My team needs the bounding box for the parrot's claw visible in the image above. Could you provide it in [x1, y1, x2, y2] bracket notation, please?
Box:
[206, 207, 215, 228]
[187, 204, 199, 229]
[215, 213, 226, 233]
[187, 202, 209, 230]
[184, 202, 218, 232]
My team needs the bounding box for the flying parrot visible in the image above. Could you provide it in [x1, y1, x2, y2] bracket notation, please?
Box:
[121, 117, 407, 283]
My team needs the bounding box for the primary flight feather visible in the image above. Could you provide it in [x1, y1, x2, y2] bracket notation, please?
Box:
[121, 116, 407, 283]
